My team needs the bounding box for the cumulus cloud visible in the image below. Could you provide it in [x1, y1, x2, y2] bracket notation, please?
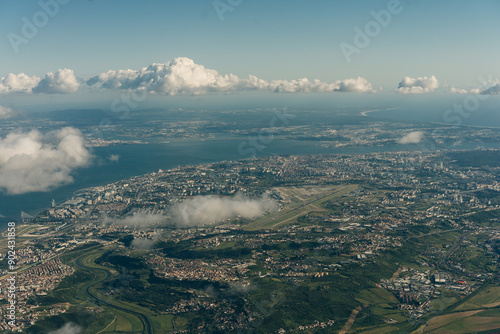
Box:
[33, 68, 79, 94]
[86, 57, 242, 95]
[0, 73, 39, 93]
[268, 76, 377, 93]
[398, 131, 424, 144]
[0, 127, 91, 194]
[449, 87, 469, 94]
[48, 323, 82, 334]
[172, 193, 277, 226]
[0, 69, 79, 94]
[0, 105, 15, 119]
[86, 57, 377, 95]
[396, 75, 439, 94]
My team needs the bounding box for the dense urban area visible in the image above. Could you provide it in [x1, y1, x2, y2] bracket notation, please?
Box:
[1, 148, 500, 333]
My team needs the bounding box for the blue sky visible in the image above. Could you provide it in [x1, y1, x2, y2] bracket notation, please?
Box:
[1, 0, 500, 106]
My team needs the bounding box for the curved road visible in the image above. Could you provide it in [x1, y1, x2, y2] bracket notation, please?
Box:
[75, 253, 153, 334]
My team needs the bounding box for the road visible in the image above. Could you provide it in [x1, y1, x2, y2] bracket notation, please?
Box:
[439, 232, 469, 274]
[75, 252, 153, 334]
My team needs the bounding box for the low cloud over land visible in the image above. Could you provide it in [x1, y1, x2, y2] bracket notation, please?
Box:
[110, 194, 277, 228]
[398, 131, 424, 144]
[172, 193, 277, 226]
[47, 323, 82, 334]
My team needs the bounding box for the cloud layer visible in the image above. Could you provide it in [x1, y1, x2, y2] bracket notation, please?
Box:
[396, 75, 439, 94]
[398, 131, 424, 144]
[86, 57, 377, 95]
[0, 127, 91, 194]
[172, 193, 277, 226]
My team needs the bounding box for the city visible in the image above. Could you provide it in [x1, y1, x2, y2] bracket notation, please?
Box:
[1, 149, 499, 332]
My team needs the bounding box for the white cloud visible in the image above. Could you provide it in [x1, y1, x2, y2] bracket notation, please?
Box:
[268, 76, 377, 93]
[0, 69, 79, 94]
[398, 131, 424, 144]
[109, 154, 120, 162]
[172, 193, 277, 226]
[131, 236, 160, 249]
[396, 75, 439, 94]
[0, 73, 40, 93]
[0, 105, 15, 119]
[109, 194, 277, 228]
[48, 323, 82, 334]
[0, 127, 91, 195]
[86, 57, 377, 95]
[131, 238, 155, 249]
[86, 57, 242, 95]
[33, 68, 79, 94]
[449, 87, 469, 94]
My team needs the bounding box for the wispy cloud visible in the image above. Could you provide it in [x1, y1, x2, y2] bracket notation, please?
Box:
[109, 194, 277, 228]
[48, 323, 82, 334]
[172, 193, 277, 226]
[398, 131, 424, 144]
[0, 105, 15, 119]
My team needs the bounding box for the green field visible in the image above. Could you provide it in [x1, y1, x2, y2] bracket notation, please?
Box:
[244, 184, 358, 230]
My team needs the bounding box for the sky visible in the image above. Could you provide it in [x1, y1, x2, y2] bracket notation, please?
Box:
[1, 0, 500, 203]
[1, 0, 500, 110]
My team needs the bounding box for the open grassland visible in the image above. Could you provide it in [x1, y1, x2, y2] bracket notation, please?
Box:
[244, 184, 358, 230]
[425, 308, 500, 333]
